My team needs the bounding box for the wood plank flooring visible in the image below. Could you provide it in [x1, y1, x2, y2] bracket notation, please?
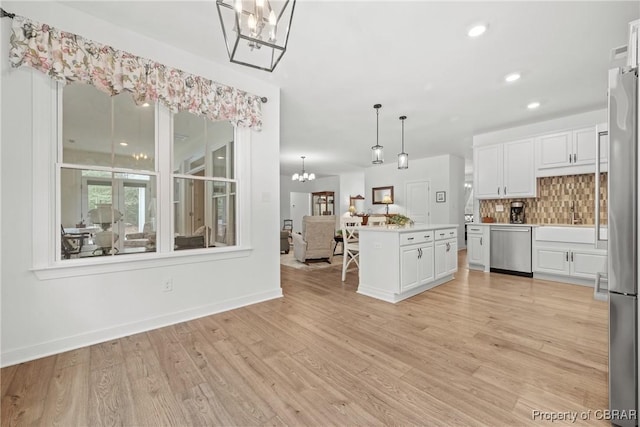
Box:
[1, 251, 609, 426]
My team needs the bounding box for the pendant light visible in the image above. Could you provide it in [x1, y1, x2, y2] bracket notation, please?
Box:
[397, 115, 408, 169]
[371, 104, 384, 164]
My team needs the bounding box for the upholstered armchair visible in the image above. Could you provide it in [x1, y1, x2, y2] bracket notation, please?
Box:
[292, 215, 336, 263]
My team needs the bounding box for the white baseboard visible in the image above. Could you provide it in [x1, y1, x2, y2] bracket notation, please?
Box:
[1, 288, 283, 368]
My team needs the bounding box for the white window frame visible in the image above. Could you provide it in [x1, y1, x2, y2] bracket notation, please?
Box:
[31, 79, 252, 280]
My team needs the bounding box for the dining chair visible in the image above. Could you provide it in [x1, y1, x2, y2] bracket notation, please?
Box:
[341, 217, 361, 281]
[368, 215, 387, 226]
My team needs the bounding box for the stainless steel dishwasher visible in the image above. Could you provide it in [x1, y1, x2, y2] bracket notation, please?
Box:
[490, 226, 532, 277]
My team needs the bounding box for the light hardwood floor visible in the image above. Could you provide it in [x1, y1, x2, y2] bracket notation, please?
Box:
[2, 251, 609, 426]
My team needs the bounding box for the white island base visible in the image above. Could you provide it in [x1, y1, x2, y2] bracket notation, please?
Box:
[356, 224, 459, 303]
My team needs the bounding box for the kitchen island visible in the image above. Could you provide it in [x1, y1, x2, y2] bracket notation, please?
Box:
[357, 224, 459, 303]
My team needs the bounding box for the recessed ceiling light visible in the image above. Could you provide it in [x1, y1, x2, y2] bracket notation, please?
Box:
[217, 156, 225, 160]
[505, 73, 521, 83]
[467, 24, 488, 38]
[120, 141, 128, 146]
[142, 102, 150, 107]
[527, 101, 541, 110]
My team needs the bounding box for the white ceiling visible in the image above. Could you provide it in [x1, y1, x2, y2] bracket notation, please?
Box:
[61, 1, 639, 177]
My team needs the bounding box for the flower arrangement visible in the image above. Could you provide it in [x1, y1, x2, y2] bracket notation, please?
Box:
[387, 214, 413, 226]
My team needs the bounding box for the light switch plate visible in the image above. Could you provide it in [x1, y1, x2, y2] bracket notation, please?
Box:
[496, 204, 504, 212]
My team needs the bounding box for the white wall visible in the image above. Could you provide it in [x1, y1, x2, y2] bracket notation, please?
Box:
[448, 155, 466, 249]
[339, 171, 365, 216]
[1, 2, 282, 366]
[364, 154, 464, 239]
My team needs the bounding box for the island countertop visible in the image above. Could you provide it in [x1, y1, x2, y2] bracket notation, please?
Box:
[356, 224, 458, 232]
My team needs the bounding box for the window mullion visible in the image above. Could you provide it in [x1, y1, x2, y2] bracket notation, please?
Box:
[157, 104, 173, 254]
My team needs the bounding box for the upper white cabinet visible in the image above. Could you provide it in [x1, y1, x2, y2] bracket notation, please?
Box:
[474, 139, 536, 199]
[536, 125, 608, 177]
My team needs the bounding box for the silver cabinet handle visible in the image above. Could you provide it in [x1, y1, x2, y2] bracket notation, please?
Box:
[439, 233, 445, 236]
[504, 186, 507, 195]
[573, 153, 577, 163]
[565, 252, 569, 261]
[418, 248, 422, 258]
[570, 252, 574, 262]
[446, 242, 450, 252]
[497, 186, 500, 195]
[480, 237, 483, 245]
[407, 237, 414, 241]
[569, 154, 572, 163]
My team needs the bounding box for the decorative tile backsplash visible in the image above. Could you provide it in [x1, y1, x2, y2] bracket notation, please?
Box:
[479, 173, 607, 224]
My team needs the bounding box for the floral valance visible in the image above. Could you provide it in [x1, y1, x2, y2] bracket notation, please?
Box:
[8, 15, 262, 130]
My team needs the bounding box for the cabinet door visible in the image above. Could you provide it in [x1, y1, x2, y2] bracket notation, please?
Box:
[503, 139, 536, 197]
[400, 246, 420, 291]
[573, 127, 597, 165]
[446, 240, 458, 275]
[418, 244, 435, 284]
[468, 234, 483, 265]
[474, 145, 502, 199]
[537, 132, 572, 169]
[435, 241, 448, 279]
[570, 250, 607, 280]
[533, 246, 570, 276]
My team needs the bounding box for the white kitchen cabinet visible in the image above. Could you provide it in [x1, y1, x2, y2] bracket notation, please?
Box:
[435, 228, 458, 279]
[536, 126, 608, 177]
[357, 226, 458, 303]
[532, 226, 608, 286]
[474, 139, 535, 199]
[400, 242, 434, 292]
[467, 224, 490, 271]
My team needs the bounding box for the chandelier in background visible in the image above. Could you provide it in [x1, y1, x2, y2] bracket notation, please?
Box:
[216, 0, 296, 72]
[292, 156, 315, 182]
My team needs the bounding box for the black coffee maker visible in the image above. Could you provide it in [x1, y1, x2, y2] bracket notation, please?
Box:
[510, 201, 525, 224]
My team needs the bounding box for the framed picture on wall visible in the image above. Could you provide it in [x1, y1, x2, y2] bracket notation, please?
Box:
[436, 191, 446, 203]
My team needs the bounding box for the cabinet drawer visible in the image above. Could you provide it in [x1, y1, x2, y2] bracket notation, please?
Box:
[467, 226, 484, 235]
[400, 231, 433, 246]
[435, 228, 457, 241]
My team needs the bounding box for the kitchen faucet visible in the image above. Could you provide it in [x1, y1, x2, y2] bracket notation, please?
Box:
[570, 201, 581, 224]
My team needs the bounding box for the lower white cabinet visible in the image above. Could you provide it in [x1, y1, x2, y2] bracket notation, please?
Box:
[400, 243, 434, 291]
[533, 246, 607, 282]
[466, 224, 490, 271]
[435, 232, 458, 279]
[357, 225, 459, 303]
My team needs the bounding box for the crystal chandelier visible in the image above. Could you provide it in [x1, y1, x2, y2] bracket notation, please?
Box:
[216, 0, 297, 72]
[291, 156, 315, 182]
[371, 104, 384, 164]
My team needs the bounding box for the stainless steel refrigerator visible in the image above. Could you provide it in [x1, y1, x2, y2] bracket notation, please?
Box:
[608, 65, 638, 427]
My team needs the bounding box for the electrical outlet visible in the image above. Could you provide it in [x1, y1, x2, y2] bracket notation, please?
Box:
[495, 204, 504, 212]
[162, 278, 173, 292]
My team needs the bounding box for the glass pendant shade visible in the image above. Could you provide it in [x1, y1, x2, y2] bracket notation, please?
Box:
[372, 103, 384, 165]
[398, 152, 408, 169]
[372, 145, 384, 164]
[397, 115, 408, 169]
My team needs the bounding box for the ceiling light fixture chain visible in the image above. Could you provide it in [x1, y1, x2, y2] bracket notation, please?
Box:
[291, 155, 315, 182]
[216, 0, 296, 72]
[371, 103, 384, 164]
[398, 115, 408, 169]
